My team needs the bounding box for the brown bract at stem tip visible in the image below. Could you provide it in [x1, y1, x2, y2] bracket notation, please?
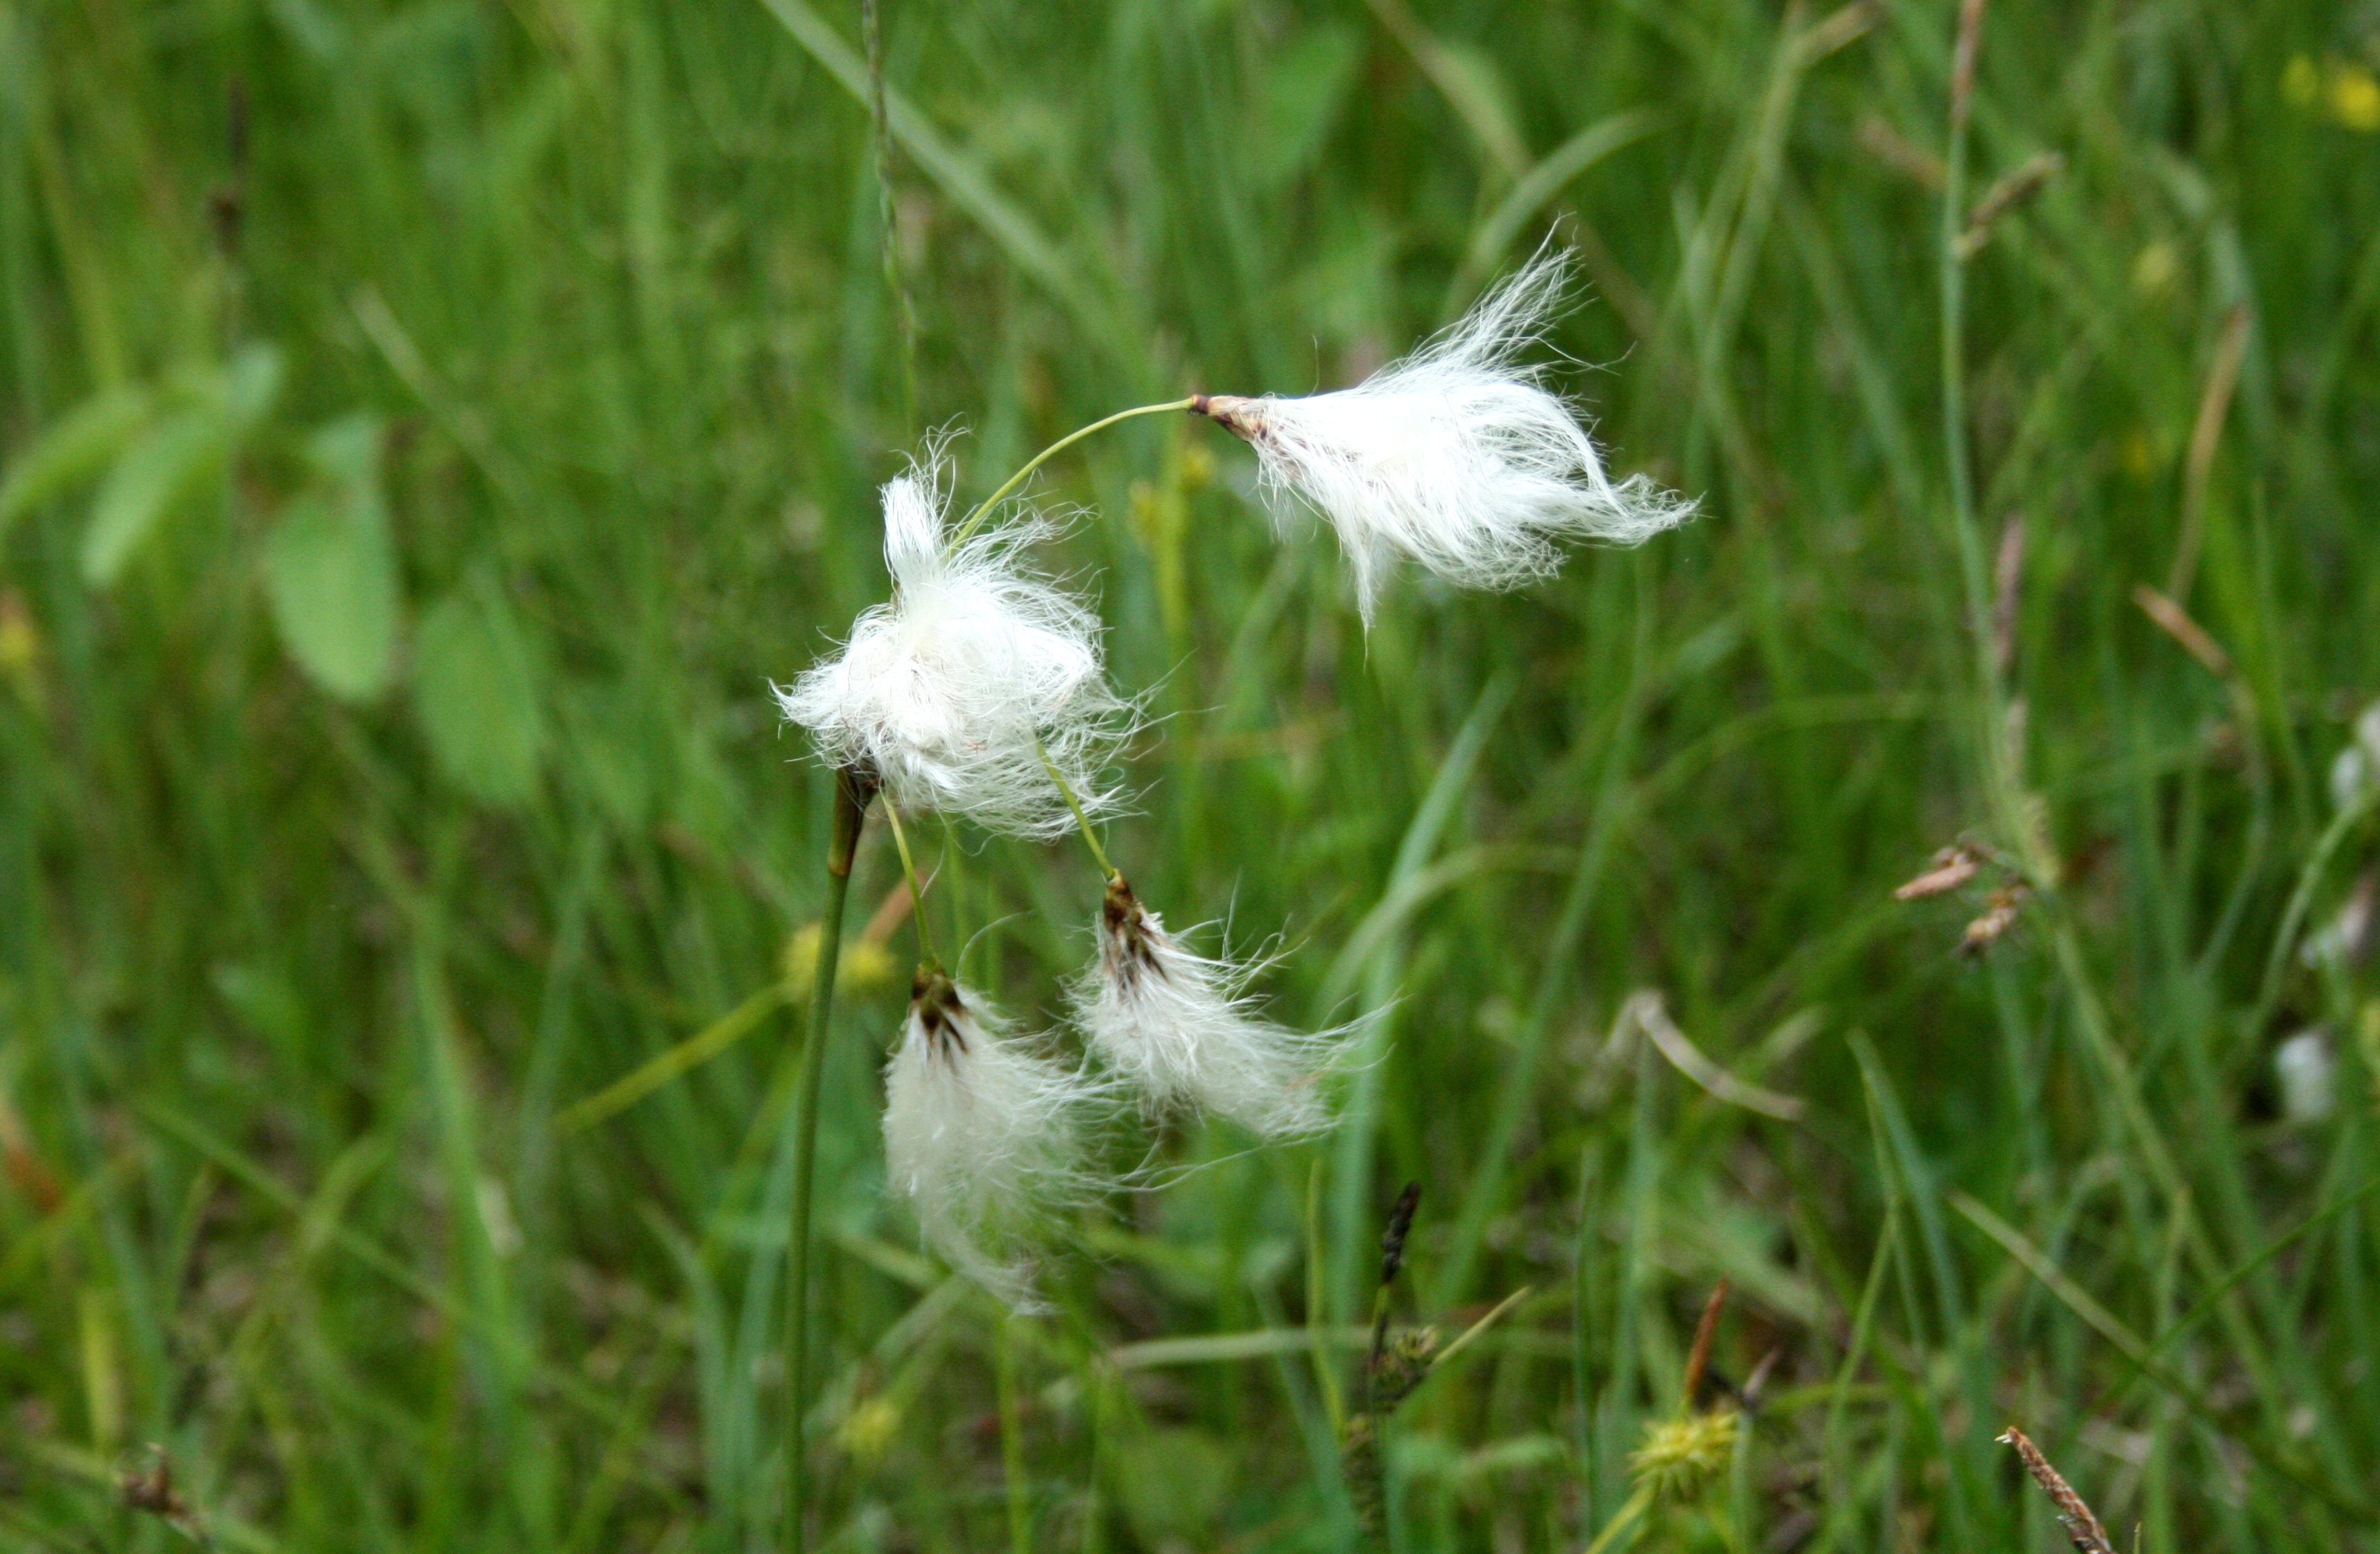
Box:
[1101, 871, 1136, 923]
[910, 965, 964, 1056]
[827, 764, 879, 878]
[1187, 393, 1262, 443]
[1099, 873, 1165, 991]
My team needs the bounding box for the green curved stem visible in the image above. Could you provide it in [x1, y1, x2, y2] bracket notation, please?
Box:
[946, 398, 1197, 554]
[1581, 1483, 1654, 1554]
[880, 801, 941, 966]
[1036, 739, 1116, 881]
[787, 767, 874, 1553]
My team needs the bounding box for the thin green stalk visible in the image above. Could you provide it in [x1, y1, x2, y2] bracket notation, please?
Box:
[946, 399, 1196, 552]
[785, 767, 876, 1554]
[1937, 0, 2053, 888]
[998, 1317, 1032, 1554]
[1581, 1483, 1653, 1554]
[1038, 739, 1115, 880]
[882, 798, 940, 967]
[1817, 1203, 1899, 1552]
[1571, 1144, 1601, 1524]
[1939, 0, 1992, 677]
[862, 0, 916, 436]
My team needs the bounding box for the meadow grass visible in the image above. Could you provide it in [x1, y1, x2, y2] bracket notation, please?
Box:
[3, 0, 2380, 1549]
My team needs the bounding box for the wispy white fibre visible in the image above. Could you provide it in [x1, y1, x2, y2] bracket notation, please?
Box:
[776, 448, 1129, 839]
[1195, 252, 1693, 620]
[881, 971, 1104, 1309]
[1070, 875, 1336, 1140]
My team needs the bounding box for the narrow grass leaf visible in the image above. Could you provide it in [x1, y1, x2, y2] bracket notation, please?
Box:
[80, 409, 227, 585]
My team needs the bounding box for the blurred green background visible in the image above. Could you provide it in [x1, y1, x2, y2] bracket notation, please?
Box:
[5, 0, 2380, 1548]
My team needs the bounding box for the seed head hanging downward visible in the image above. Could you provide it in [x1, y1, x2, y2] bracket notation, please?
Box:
[881, 969, 1103, 1308]
[1193, 251, 1693, 621]
[776, 446, 1130, 839]
[1070, 875, 1336, 1140]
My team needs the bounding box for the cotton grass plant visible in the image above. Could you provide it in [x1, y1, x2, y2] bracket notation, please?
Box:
[774, 248, 1687, 1547]
[11, 0, 2377, 1545]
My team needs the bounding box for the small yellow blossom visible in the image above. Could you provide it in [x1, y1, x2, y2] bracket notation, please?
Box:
[836, 1396, 900, 1463]
[2329, 61, 2380, 132]
[2283, 54, 2380, 131]
[1630, 1409, 1739, 1500]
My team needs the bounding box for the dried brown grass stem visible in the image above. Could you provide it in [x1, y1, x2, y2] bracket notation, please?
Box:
[1999, 1426, 2117, 1554]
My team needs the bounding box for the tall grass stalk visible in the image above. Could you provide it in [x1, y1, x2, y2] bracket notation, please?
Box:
[785, 766, 874, 1553]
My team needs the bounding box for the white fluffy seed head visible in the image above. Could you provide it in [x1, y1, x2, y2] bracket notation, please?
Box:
[1069, 875, 1337, 1140]
[881, 970, 1106, 1309]
[1195, 250, 1694, 621]
[775, 448, 1131, 839]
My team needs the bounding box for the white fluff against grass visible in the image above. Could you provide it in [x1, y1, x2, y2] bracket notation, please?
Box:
[776, 447, 1129, 839]
[1194, 250, 1693, 620]
[881, 971, 1104, 1308]
[1070, 875, 1336, 1140]
[2275, 1029, 2337, 1125]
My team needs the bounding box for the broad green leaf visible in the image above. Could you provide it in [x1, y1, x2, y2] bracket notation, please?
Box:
[80, 408, 231, 585]
[78, 344, 285, 586]
[268, 412, 401, 701]
[0, 385, 155, 537]
[412, 582, 546, 807]
[266, 492, 400, 701]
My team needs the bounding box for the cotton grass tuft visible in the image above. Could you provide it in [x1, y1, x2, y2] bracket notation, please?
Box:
[1070, 874, 1337, 1140]
[880, 969, 1106, 1309]
[776, 446, 1130, 839]
[1195, 250, 1692, 620]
